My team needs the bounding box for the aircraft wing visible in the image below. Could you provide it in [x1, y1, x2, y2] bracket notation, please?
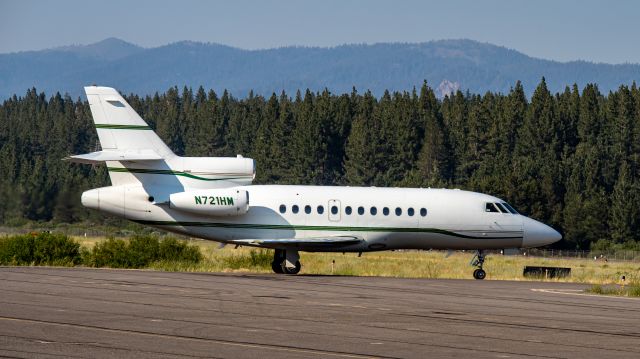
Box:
[64, 150, 163, 164]
[228, 235, 363, 249]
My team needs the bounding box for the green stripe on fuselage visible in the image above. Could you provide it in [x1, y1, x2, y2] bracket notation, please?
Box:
[132, 219, 523, 240]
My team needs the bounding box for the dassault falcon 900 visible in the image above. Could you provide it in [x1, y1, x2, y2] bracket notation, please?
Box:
[68, 86, 562, 279]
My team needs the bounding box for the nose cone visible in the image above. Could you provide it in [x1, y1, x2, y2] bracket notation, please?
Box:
[81, 189, 100, 210]
[523, 217, 562, 247]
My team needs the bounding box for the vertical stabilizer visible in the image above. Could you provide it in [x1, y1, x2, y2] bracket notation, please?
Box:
[84, 86, 176, 185]
[75, 86, 254, 189]
[84, 86, 175, 158]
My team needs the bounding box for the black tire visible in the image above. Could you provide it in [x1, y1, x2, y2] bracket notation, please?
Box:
[271, 262, 284, 274]
[271, 249, 286, 274]
[473, 268, 486, 280]
[283, 261, 301, 275]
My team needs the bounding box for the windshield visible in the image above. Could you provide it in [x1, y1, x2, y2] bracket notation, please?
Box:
[495, 202, 508, 213]
[486, 202, 519, 214]
[501, 202, 518, 214]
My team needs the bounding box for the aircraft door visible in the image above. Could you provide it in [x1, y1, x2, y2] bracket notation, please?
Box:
[328, 199, 341, 222]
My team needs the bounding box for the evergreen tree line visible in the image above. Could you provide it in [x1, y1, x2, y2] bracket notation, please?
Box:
[1, 79, 639, 249]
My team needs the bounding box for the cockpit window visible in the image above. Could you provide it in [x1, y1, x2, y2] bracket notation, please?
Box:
[485, 203, 500, 213]
[495, 203, 508, 213]
[502, 202, 518, 214]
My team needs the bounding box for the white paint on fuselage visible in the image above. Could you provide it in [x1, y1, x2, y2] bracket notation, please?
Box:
[139, 185, 527, 251]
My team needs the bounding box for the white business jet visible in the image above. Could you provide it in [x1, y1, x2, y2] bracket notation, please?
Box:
[69, 86, 561, 279]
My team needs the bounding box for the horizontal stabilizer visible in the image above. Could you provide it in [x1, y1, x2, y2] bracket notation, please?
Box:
[229, 235, 363, 249]
[64, 149, 163, 164]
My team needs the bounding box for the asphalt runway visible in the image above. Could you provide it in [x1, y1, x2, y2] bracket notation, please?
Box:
[1, 267, 639, 359]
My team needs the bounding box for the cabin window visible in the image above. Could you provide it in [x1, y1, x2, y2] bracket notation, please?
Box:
[305, 205, 311, 214]
[408, 208, 415, 216]
[358, 206, 365, 215]
[502, 202, 518, 214]
[383, 207, 390, 216]
[395, 207, 402, 216]
[420, 208, 427, 217]
[495, 202, 508, 213]
[279, 204, 286, 214]
[485, 203, 500, 213]
[345, 206, 352, 215]
[331, 205, 339, 215]
[292, 205, 299, 214]
[370, 207, 377, 215]
[317, 205, 324, 214]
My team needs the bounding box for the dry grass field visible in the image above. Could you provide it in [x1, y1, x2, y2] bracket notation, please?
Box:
[73, 236, 640, 285]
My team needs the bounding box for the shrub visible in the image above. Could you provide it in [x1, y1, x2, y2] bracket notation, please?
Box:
[158, 237, 202, 262]
[85, 238, 132, 268]
[0, 232, 82, 266]
[85, 235, 202, 268]
[128, 235, 160, 267]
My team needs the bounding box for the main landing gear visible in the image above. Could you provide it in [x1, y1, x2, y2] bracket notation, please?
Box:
[271, 249, 301, 275]
[471, 250, 487, 280]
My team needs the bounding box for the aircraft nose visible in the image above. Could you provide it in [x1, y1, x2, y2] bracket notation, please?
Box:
[81, 189, 100, 210]
[523, 217, 562, 247]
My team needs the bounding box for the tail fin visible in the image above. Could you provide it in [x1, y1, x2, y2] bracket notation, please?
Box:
[84, 86, 175, 158]
[69, 86, 255, 189]
[68, 86, 177, 186]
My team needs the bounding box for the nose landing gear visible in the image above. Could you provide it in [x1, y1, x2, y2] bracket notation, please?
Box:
[471, 250, 486, 280]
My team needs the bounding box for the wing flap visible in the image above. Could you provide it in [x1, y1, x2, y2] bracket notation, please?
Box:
[64, 149, 163, 164]
[229, 235, 363, 249]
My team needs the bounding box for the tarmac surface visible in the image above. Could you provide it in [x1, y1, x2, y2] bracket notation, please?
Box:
[1, 267, 639, 359]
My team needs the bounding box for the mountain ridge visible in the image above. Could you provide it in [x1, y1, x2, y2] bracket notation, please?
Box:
[1, 38, 638, 99]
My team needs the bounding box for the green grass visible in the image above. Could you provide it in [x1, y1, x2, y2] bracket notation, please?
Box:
[73, 236, 640, 285]
[586, 284, 640, 297]
[222, 249, 272, 270]
[2, 233, 638, 288]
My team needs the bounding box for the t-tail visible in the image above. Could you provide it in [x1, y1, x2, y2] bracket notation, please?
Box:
[66, 86, 255, 215]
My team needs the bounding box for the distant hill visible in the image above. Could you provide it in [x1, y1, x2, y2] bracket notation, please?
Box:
[1, 38, 639, 99]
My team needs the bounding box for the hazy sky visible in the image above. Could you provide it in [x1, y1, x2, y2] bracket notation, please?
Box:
[1, 0, 638, 64]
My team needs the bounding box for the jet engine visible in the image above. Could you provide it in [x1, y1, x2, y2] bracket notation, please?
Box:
[169, 188, 249, 216]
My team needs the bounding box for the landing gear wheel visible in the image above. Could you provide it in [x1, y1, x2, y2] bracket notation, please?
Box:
[271, 262, 284, 274]
[473, 268, 486, 280]
[470, 250, 487, 280]
[283, 261, 301, 275]
[271, 249, 301, 274]
[271, 249, 286, 274]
